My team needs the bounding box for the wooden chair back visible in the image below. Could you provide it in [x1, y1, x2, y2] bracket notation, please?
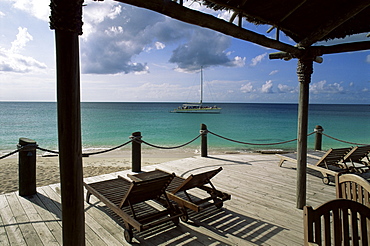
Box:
[172, 167, 222, 193]
[343, 145, 370, 164]
[119, 174, 174, 208]
[314, 147, 351, 167]
[304, 199, 370, 246]
[336, 174, 370, 208]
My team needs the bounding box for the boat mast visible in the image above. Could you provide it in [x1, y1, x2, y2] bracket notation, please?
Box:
[200, 66, 203, 105]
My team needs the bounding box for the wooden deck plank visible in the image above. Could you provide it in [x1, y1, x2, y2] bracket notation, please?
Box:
[27, 190, 63, 245]
[40, 185, 97, 246]
[5, 192, 44, 246]
[0, 197, 10, 246]
[16, 194, 59, 246]
[0, 154, 340, 245]
[0, 193, 27, 245]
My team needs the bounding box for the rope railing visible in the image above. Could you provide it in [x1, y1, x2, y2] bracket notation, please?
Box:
[138, 134, 202, 149]
[320, 132, 369, 146]
[36, 146, 60, 155]
[36, 140, 134, 157]
[82, 140, 133, 157]
[1, 127, 368, 161]
[0, 148, 21, 160]
[208, 130, 316, 146]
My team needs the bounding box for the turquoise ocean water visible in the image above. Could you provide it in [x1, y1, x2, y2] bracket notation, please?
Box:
[0, 102, 369, 156]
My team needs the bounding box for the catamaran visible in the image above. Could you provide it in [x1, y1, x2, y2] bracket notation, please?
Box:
[171, 67, 221, 113]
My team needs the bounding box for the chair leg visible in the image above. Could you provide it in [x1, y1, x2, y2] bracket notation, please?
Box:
[86, 191, 92, 203]
[278, 158, 285, 167]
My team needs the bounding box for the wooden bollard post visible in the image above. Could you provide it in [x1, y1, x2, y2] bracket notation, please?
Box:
[314, 125, 323, 151]
[131, 132, 142, 172]
[200, 124, 208, 157]
[18, 138, 37, 196]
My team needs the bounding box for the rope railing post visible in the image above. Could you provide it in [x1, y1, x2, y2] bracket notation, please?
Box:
[130, 132, 142, 172]
[314, 125, 324, 151]
[200, 124, 208, 157]
[18, 138, 37, 197]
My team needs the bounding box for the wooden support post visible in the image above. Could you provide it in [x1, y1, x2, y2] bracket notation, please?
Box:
[314, 125, 324, 151]
[18, 138, 37, 197]
[296, 58, 313, 209]
[50, 0, 85, 245]
[131, 132, 142, 172]
[201, 124, 208, 157]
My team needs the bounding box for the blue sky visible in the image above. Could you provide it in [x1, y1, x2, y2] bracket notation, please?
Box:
[1, 0, 369, 104]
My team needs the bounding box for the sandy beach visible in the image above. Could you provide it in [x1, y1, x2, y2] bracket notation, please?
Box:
[0, 148, 205, 194]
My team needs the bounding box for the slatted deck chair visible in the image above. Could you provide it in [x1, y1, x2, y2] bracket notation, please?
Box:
[304, 199, 370, 246]
[128, 167, 231, 222]
[336, 173, 370, 208]
[278, 147, 352, 184]
[84, 174, 182, 243]
[342, 145, 370, 172]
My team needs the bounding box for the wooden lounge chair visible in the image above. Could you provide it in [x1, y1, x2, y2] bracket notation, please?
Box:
[304, 199, 370, 246]
[277, 147, 352, 184]
[84, 174, 182, 243]
[342, 145, 370, 172]
[336, 173, 370, 208]
[128, 167, 231, 222]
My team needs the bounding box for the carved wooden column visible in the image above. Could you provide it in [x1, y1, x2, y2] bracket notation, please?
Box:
[50, 0, 85, 244]
[296, 58, 313, 209]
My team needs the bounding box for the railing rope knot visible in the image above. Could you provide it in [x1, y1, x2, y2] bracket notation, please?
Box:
[200, 129, 208, 135]
[129, 135, 142, 143]
[17, 143, 38, 152]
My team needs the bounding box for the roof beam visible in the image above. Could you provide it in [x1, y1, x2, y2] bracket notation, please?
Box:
[114, 0, 303, 57]
[298, 2, 370, 47]
[314, 41, 370, 55]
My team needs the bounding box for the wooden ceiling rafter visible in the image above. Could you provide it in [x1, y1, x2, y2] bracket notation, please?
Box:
[229, 0, 249, 21]
[314, 40, 370, 55]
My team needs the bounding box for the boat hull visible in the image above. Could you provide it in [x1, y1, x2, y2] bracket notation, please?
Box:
[171, 108, 221, 113]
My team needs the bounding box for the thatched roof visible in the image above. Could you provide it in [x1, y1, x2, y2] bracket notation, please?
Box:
[201, 0, 370, 44]
[114, 0, 370, 58]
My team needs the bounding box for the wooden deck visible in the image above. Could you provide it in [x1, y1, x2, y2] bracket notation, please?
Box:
[0, 154, 336, 245]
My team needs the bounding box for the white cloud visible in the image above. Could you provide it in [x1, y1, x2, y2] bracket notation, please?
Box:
[0, 48, 47, 73]
[240, 82, 253, 93]
[261, 80, 273, 93]
[11, 0, 50, 21]
[81, 4, 168, 74]
[104, 26, 124, 36]
[310, 80, 344, 94]
[269, 70, 278, 76]
[0, 27, 46, 73]
[169, 29, 246, 72]
[250, 53, 267, 66]
[83, 1, 123, 39]
[231, 56, 246, 67]
[155, 42, 165, 50]
[10, 27, 33, 53]
[0, 11, 5, 17]
[277, 84, 296, 93]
